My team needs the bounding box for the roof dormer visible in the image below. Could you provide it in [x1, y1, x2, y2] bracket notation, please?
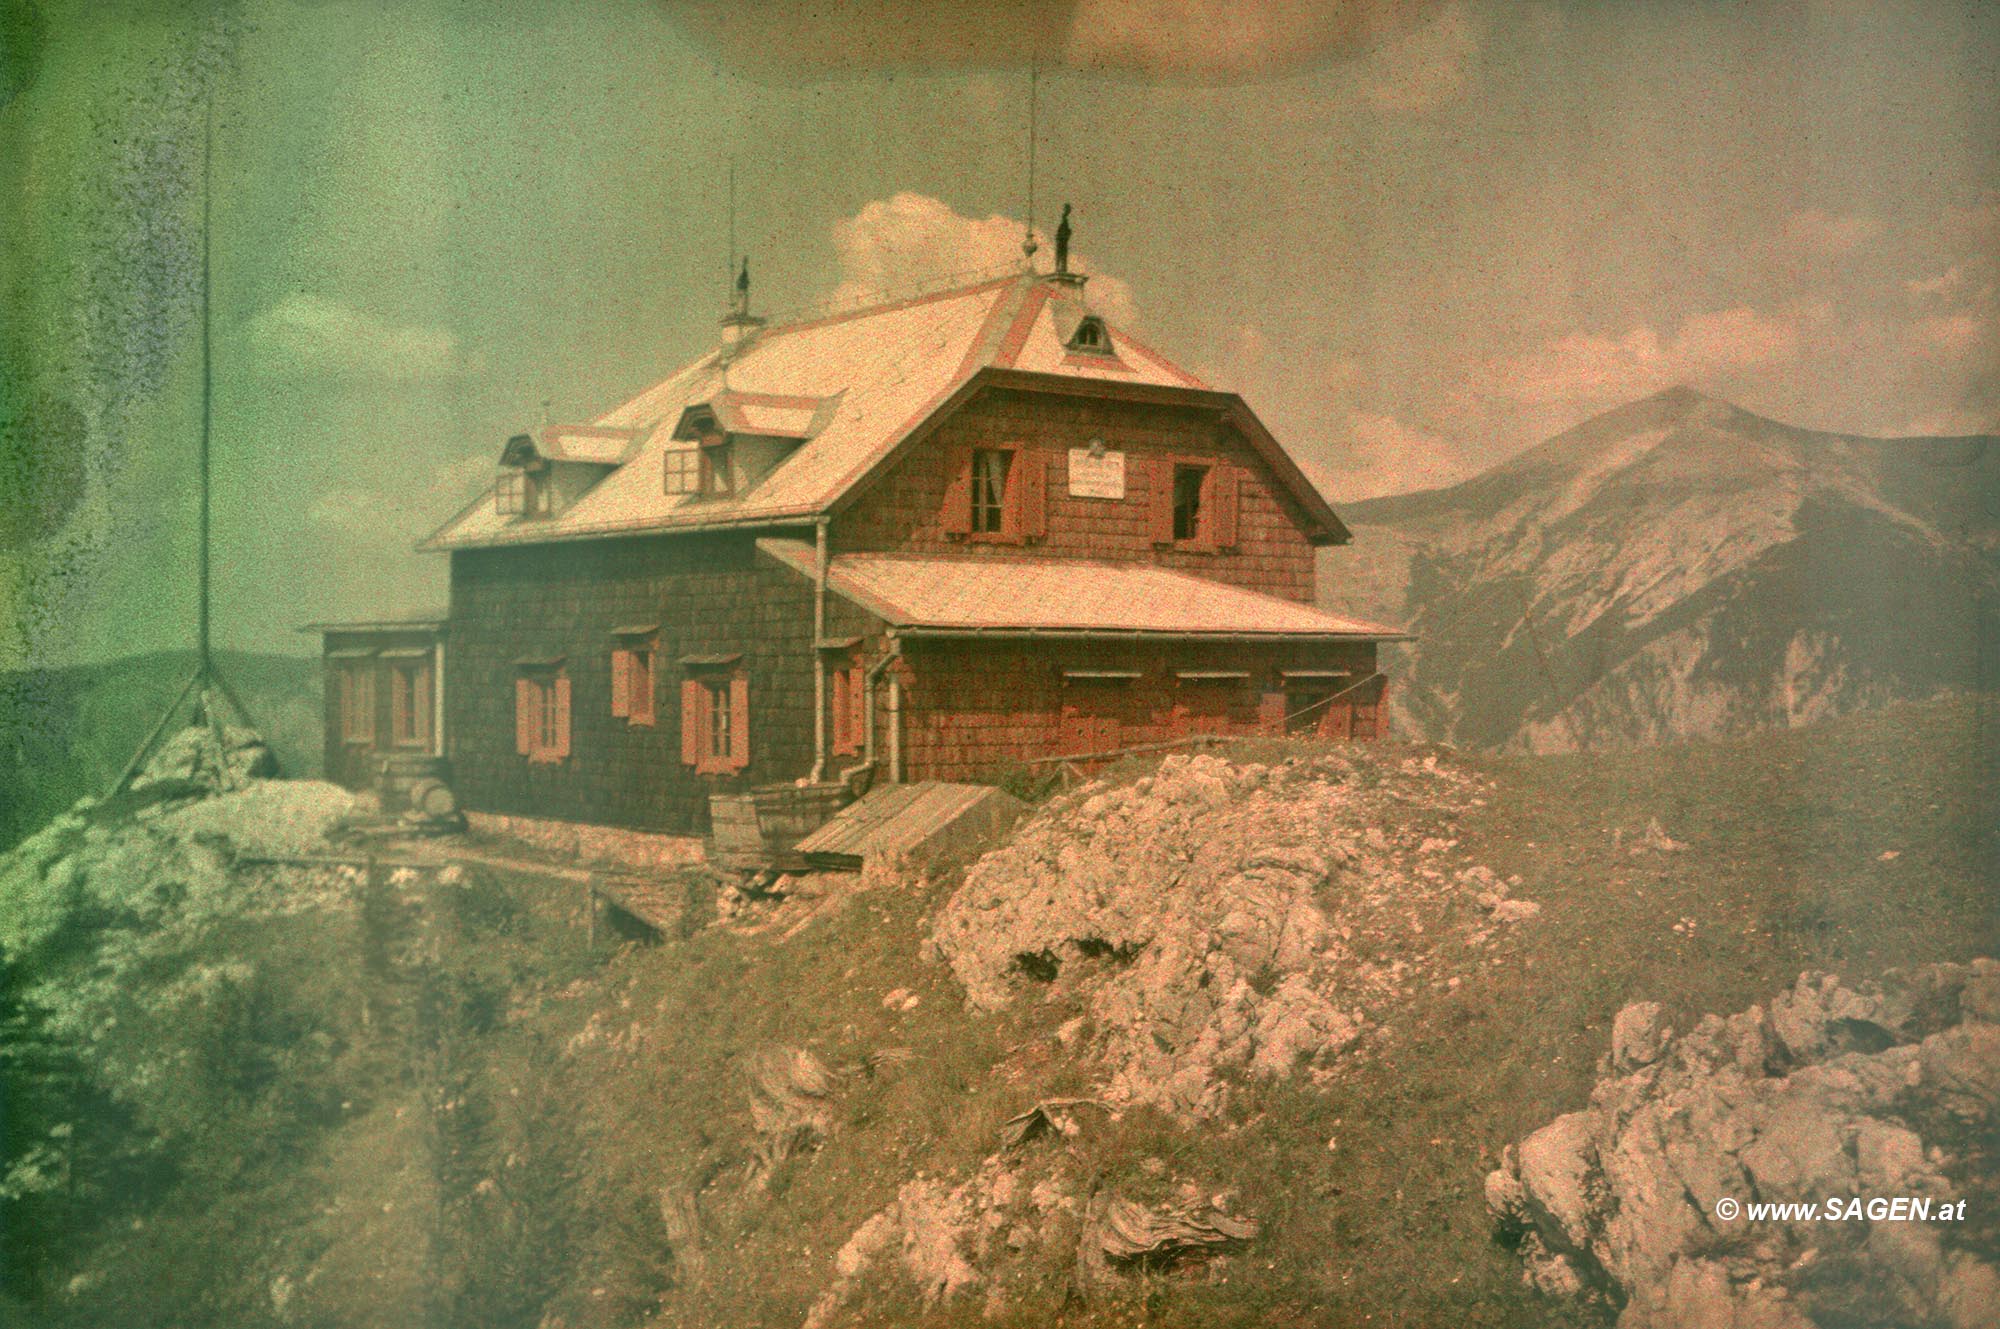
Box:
[1064, 313, 1114, 356]
[493, 424, 640, 521]
[662, 390, 841, 502]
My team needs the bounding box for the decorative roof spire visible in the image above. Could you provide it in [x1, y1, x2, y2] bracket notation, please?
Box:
[720, 254, 764, 365]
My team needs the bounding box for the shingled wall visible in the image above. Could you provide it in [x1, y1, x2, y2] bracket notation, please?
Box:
[446, 532, 867, 833]
[832, 387, 1323, 603]
[897, 637, 1382, 783]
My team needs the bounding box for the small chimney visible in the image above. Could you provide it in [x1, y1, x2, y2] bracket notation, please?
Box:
[720, 256, 765, 361]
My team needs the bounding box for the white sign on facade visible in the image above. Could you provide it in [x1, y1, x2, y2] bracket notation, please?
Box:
[1067, 446, 1127, 499]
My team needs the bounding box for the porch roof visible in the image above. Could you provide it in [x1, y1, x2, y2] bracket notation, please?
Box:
[757, 540, 1410, 641]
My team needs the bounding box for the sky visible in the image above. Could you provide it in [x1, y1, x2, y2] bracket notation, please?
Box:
[1, 0, 1995, 667]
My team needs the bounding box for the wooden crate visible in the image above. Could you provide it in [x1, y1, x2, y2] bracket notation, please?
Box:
[707, 783, 854, 870]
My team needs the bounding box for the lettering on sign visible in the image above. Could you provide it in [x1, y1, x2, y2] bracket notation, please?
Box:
[1067, 446, 1126, 499]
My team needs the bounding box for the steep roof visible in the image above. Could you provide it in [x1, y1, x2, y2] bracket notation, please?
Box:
[758, 541, 1408, 640]
[422, 272, 1345, 551]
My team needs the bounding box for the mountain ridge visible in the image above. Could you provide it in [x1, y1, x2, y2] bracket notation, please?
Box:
[1323, 389, 1999, 751]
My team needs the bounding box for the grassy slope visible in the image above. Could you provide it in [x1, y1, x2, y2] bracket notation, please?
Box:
[23, 696, 1992, 1327]
[0, 649, 322, 850]
[418, 695, 1995, 1328]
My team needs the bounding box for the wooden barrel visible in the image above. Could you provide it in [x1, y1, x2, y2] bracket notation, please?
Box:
[405, 777, 459, 820]
[376, 754, 452, 814]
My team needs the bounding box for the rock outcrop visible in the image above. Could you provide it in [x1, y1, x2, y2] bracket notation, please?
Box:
[1488, 962, 2000, 1328]
[929, 749, 1525, 1119]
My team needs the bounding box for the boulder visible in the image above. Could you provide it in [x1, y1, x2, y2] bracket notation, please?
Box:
[1489, 963, 2000, 1328]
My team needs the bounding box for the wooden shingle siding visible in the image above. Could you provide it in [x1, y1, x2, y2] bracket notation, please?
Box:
[445, 532, 839, 833]
[895, 638, 1379, 783]
[834, 388, 1320, 604]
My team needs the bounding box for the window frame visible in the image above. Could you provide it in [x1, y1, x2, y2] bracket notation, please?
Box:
[663, 447, 700, 496]
[515, 664, 571, 764]
[970, 446, 1014, 536]
[1172, 462, 1209, 543]
[680, 658, 750, 775]
[387, 657, 433, 749]
[495, 465, 548, 519]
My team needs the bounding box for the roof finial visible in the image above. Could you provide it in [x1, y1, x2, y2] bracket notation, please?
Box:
[734, 256, 751, 315]
[1054, 202, 1073, 276]
[1022, 61, 1039, 267]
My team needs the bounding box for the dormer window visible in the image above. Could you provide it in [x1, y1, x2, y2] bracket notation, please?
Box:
[1066, 314, 1113, 356]
[699, 436, 735, 497]
[663, 447, 699, 495]
[495, 465, 547, 518]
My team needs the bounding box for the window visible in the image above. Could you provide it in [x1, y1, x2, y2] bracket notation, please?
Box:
[663, 448, 700, 495]
[942, 444, 1045, 542]
[1066, 314, 1113, 355]
[610, 633, 657, 726]
[337, 662, 375, 743]
[514, 666, 571, 763]
[495, 468, 526, 514]
[971, 448, 1013, 534]
[680, 659, 750, 774]
[1150, 458, 1241, 550]
[388, 656, 433, 748]
[704, 680, 732, 759]
[1172, 464, 1207, 541]
[495, 466, 546, 517]
[699, 439, 735, 497]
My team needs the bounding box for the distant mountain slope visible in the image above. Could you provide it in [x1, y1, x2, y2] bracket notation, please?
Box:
[1326, 387, 1999, 751]
[0, 650, 322, 849]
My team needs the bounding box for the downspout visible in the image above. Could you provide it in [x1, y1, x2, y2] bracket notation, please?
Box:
[432, 635, 446, 759]
[808, 516, 830, 783]
[836, 629, 901, 787]
[888, 664, 903, 784]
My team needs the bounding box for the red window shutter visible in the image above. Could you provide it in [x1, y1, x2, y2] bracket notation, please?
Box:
[516, 677, 535, 755]
[728, 672, 751, 771]
[833, 663, 863, 756]
[1209, 465, 1240, 549]
[1148, 458, 1176, 546]
[552, 674, 572, 758]
[610, 649, 631, 718]
[852, 660, 868, 752]
[1016, 449, 1047, 541]
[357, 668, 376, 742]
[830, 665, 850, 755]
[940, 445, 974, 536]
[680, 679, 702, 766]
[632, 654, 655, 726]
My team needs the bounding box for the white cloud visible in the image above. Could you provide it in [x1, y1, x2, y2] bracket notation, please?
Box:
[1904, 312, 1986, 362]
[249, 293, 470, 381]
[1904, 265, 1965, 301]
[1481, 304, 1802, 413]
[828, 192, 1138, 325]
[1326, 409, 1479, 499]
[1360, 1, 1476, 112]
[1784, 208, 1883, 256]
